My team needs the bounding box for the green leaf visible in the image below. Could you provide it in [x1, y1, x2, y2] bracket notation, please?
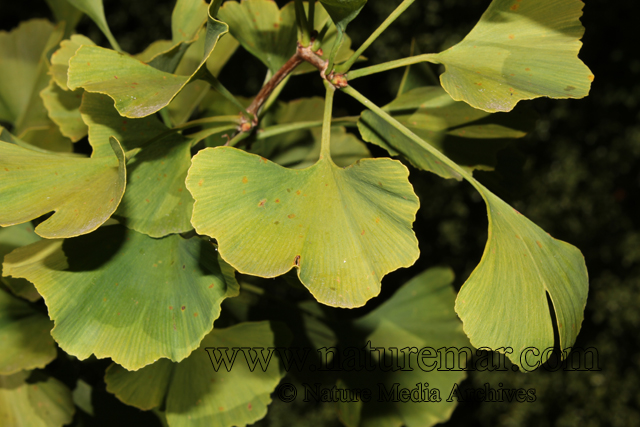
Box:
[0, 223, 41, 302]
[428, 0, 594, 112]
[319, 0, 368, 30]
[3, 225, 239, 370]
[186, 146, 419, 308]
[65, 0, 121, 51]
[0, 289, 55, 375]
[0, 19, 72, 153]
[358, 86, 535, 175]
[346, 86, 588, 368]
[0, 136, 126, 239]
[81, 93, 195, 237]
[67, 0, 228, 118]
[172, 0, 209, 45]
[0, 371, 75, 427]
[342, 268, 468, 427]
[218, 0, 353, 74]
[455, 185, 589, 367]
[105, 322, 284, 426]
[40, 81, 87, 142]
[50, 34, 95, 91]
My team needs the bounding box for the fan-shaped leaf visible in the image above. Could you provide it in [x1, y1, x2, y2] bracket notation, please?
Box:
[428, 0, 593, 112]
[105, 322, 284, 426]
[0, 136, 126, 239]
[319, 0, 368, 30]
[340, 268, 468, 427]
[67, 0, 228, 118]
[186, 146, 419, 308]
[50, 34, 95, 90]
[3, 225, 239, 370]
[0, 290, 55, 374]
[0, 371, 75, 427]
[65, 0, 120, 51]
[40, 81, 87, 142]
[81, 92, 195, 237]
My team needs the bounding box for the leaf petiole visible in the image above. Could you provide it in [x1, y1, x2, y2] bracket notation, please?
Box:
[346, 53, 437, 80]
[320, 81, 336, 160]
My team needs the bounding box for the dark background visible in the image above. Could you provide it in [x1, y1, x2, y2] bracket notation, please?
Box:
[3, 1, 639, 425]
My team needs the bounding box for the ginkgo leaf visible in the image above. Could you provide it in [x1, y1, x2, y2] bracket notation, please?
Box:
[50, 34, 95, 90]
[40, 81, 87, 142]
[320, 0, 368, 31]
[358, 86, 535, 175]
[346, 86, 588, 368]
[81, 92, 195, 237]
[0, 370, 75, 427]
[427, 0, 593, 112]
[44, 0, 84, 35]
[0, 223, 41, 302]
[3, 225, 239, 371]
[339, 268, 468, 427]
[186, 146, 419, 308]
[105, 322, 285, 427]
[455, 184, 589, 367]
[172, 0, 209, 45]
[0, 136, 126, 239]
[0, 19, 72, 153]
[67, 0, 228, 118]
[66, 0, 120, 51]
[0, 289, 55, 375]
[218, 0, 354, 74]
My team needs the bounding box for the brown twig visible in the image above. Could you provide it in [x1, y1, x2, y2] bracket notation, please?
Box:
[235, 42, 348, 138]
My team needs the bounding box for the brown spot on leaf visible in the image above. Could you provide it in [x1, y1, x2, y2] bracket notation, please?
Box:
[294, 255, 300, 266]
[509, 34, 515, 40]
[296, 190, 301, 195]
[564, 85, 576, 91]
[588, 75, 595, 82]
[361, 230, 365, 235]
[114, 75, 118, 79]
[194, 313, 198, 317]
[275, 199, 280, 203]
[288, 214, 296, 219]
[510, 4, 519, 11]
[169, 306, 173, 310]
[242, 176, 248, 184]
[198, 179, 204, 186]
[536, 241, 542, 248]
[258, 199, 266, 207]
[209, 283, 214, 288]
[525, 67, 531, 71]
[181, 306, 186, 311]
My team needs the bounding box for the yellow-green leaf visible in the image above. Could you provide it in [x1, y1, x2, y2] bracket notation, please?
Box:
[0, 223, 41, 301]
[105, 322, 285, 426]
[186, 146, 419, 308]
[50, 34, 95, 91]
[0, 136, 126, 239]
[3, 225, 239, 370]
[67, 0, 228, 118]
[0, 290, 55, 375]
[428, 0, 594, 112]
[0, 371, 75, 427]
[65, 0, 120, 51]
[40, 81, 87, 142]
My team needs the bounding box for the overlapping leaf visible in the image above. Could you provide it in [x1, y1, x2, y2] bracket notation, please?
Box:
[320, 0, 368, 30]
[0, 134, 126, 238]
[358, 86, 535, 176]
[45, 0, 83, 35]
[3, 225, 239, 370]
[186, 146, 419, 308]
[0, 371, 75, 427]
[350, 87, 588, 367]
[105, 322, 284, 427]
[426, 0, 593, 112]
[50, 34, 95, 91]
[0, 19, 72, 152]
[0, 290, 55, 374]
[218, 0, 354, 74]
[81, 92, 195, 237]
[65, 0, 120, 51]
[0, 223, 41, 301]
[40, 81, 87, 142]
[339, 268, 468, 427]
[67, 0, 228, 118]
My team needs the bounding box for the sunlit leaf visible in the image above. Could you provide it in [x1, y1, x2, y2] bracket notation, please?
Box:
[358, 86, 535, 175]
[0, 370, 75, 427]
[0, 223, 41, 302]
[66, 0, 120, 51]
[105, 322, 284, 426]
[186, 146, 419, 308]
[0, 289, 55, 374]
[340, 268, 468, 427]
[218, 0, 354, 74]
[455, 184, 589, 368]
[427, 0, 593, 112]
[67, 0, 228, 118]
[50, 34, 95, 90]
[0, 135, 126, 239]
[40, 81, 87, 142]
[81, 93, 195, 237]
[3, 225, 239, 370]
